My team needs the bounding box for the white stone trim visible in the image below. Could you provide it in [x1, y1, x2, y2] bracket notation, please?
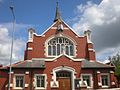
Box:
[98, 82, 102, 86]
[44, 34, 77, 57]
[25, 71, 29, 74]
[10, 83, 13, 87]
[110, 71, 114, 74]
[100, 73, 110, 88]
[51, 27, 69, 30]
[88, 49, 95, 52]
[51, 27, 57, 29]
[33, 22, 57, 37]
[38, 19, 82, 37]
[112, 82, 115, 85]
[13, 74, 25, 89]
[27, 39, 33, 42]
[97, 71, 100, 73]
[44, 54, 84, 61]
[34, 74, 47, 89]
[52, 66, 76, 90]
[27, 47, 33, 50]
[62, 20, 81, 37]
[11, 71, 14, 74]
[81, 74, 93, 88]
[25, 84, 29, 88]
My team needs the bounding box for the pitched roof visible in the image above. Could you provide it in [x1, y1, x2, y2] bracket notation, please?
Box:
[11, 60, 45, 69]
[82, 60, 114, 69]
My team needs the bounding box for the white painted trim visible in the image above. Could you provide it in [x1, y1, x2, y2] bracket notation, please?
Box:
[98, 82, 102, 86]
[51, 27, 69, 30]
[27, 47, 33, 50]
[34, 22, 57, 37]
[44, 54, 84, 61]
[110, 71, 114, 74]
[25, 71, 29, 74]
[100, 73, 110, 88]
[34, 74, 47, 89]
[81, 74, 93, 88]
[10, 83, 13, 87]
[11, 71, 14, 74]
[14, 74, 25, 89]
[44, 34, 77, 58]
[51, 27, 57, 29]
[88, 49, 95, 52]
[25, 84, 29, 88]
[27, 39, 33, 42]
[97, 71, 100, 73]
[111, 82, 115, 85]
[62, 20, 81, 37]
[52, 66, 76, 90]
[38, 19, 81, 37]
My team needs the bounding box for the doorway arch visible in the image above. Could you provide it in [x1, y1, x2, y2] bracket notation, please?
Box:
[52, 66, 76, 90]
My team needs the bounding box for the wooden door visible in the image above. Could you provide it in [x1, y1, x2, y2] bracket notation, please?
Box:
[58, 77, 71, 90]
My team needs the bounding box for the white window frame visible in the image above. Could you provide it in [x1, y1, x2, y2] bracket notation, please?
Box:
[45, 36, 76, 57]
[34, 74, 47, 89]
[81, 74, 93, 88]
[100, 73, 110, 88]
[14, 74, 25, 89]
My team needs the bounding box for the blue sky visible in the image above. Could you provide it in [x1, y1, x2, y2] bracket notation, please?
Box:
[0, 0, 101, 34]
[0, 0, 120, 65]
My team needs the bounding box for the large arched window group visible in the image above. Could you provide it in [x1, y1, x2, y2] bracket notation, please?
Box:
[47, 37, 75, 56]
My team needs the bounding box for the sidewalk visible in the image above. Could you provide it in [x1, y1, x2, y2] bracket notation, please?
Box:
[97, 88, 120, 90]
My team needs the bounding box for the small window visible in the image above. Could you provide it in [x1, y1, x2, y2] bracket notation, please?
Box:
[48, 46, 52, 55]
[101, 75, 109, 86]
[35, 74, 46, 89]
[14, 75, 24, 89]
[82, 75, 91, 87]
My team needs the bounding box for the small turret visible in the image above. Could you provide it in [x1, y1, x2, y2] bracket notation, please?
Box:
[28, 28, 35, 42]
[84, 30, 92, 43]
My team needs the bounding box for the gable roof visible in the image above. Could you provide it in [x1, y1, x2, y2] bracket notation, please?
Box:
[33, 20, 81, 37]
[82, 60, 114, 69]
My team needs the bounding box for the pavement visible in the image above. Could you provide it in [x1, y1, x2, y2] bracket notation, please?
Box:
[96, 88, 120, 90]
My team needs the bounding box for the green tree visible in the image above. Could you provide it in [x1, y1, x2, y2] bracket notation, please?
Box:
[109, 53, 120, 87]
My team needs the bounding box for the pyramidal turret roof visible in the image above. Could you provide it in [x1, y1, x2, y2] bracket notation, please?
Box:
[54, 1, 61, 22]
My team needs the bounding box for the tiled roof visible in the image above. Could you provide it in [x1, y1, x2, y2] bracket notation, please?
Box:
[82, 60, 114, 69]
[12, 60, 45, 69]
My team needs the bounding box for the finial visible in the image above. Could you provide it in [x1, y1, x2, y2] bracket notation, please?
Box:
[54, 0, 61, 22]
[56, 0, 58, 7]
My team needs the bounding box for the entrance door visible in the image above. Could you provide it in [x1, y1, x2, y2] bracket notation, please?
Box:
[56, 71, 71, 90]
[58, 77, 71, 90]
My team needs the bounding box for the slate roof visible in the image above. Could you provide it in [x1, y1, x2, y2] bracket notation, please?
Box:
[11, 60, 45, 69]
[82, 60, 114, 69]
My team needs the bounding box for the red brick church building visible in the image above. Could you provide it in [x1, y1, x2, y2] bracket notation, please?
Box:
[0, 3, 116, 90]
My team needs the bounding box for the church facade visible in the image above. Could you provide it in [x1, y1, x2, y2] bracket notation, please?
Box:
[0, 3, 116, 90]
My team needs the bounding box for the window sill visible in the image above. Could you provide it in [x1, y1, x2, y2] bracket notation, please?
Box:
[14, 87, 24, 89]
[35, 87, 46, 89]
[102, 86, 109, 88]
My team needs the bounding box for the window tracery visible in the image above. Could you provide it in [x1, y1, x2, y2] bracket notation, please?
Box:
[47, 37, 75, 56]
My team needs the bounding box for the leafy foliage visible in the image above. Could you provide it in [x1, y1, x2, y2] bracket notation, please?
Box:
[110, 53, 120, 67]
[109, 53, 120, 87]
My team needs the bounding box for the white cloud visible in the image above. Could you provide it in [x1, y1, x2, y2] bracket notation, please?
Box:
[72, 0, 120, 61]
[0, 27, 25, 65]
[0, 22, 33, 66]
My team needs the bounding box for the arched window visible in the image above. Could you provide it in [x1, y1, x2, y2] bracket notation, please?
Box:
[47, 37, 75, 56]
